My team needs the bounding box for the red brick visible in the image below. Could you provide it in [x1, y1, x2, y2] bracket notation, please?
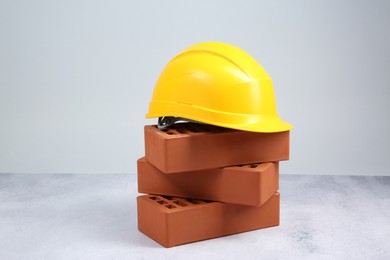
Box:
[137, 193, 280, 247]
[138, 157, 279, 207]
[144, 123, 289, 173]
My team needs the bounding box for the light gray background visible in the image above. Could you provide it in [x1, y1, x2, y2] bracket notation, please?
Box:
[0, 0, 389, 175]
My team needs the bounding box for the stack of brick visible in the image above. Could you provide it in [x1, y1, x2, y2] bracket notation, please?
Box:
[137, 122, 290, 247]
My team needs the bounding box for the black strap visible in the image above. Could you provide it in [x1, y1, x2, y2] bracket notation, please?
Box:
[157, 117, 202, 130]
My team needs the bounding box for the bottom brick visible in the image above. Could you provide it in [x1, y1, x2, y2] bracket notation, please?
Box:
[137, 193, 280, 247]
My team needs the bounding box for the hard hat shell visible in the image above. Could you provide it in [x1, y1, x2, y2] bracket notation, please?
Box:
[146, 42, 293, 133]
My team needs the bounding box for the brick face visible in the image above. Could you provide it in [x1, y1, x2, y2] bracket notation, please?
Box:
[138, 157, 279, 206]
[137, 193, 280, 247]
[144, 123, 290, 173]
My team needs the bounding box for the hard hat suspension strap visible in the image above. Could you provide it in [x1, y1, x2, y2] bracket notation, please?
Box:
[157, 116, 202, 130]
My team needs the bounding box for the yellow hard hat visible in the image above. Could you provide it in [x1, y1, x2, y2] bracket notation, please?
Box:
[146, 42, 293, 133]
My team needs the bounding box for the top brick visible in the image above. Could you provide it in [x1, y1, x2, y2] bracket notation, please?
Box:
[144, 123, 289, 174]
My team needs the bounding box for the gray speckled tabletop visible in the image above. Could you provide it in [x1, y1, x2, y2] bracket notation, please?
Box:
[0, 173, 389, 260]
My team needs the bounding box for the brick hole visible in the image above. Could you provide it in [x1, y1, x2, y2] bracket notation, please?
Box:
[165, 205, 176, 209]
[158, 127, 170, 133]
[161, 195, 173, 201]
[157, 200, 167, 205]
[173, 200, 187, 207]
[175, 128, 187, 134]
[187, 199, 206, 204]
[149, 196, 158, 200]
[166, 131, 175, 135]
[250, 164, 258, 168]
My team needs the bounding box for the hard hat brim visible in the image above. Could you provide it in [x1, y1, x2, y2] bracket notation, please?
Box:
[146, 101, 293, 133]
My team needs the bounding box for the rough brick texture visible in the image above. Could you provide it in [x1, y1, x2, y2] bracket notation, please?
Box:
[137, 193, 280, 247]
[144, 123, 289, 173]
[138, 157, 279, 206]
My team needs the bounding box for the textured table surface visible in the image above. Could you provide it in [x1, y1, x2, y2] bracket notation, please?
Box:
[0, 173, 389, 260]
